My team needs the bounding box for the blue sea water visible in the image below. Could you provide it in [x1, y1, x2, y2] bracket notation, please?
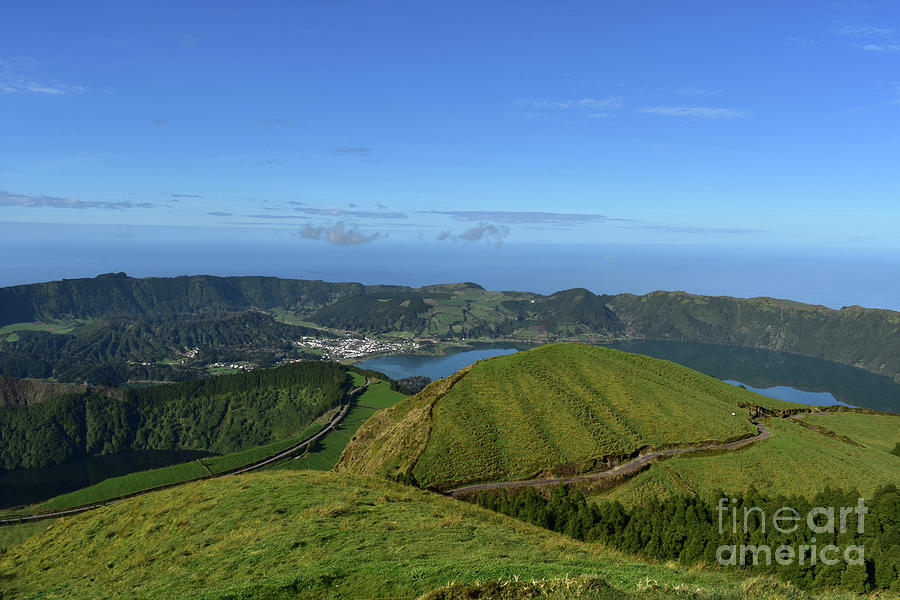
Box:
[1, 228, 899, 311]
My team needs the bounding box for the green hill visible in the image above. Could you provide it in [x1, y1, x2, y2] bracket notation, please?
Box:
[0, 470, 861, 600]
[337, 343, 797, 490]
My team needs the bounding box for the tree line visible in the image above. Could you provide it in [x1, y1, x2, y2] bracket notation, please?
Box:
[474, 484, 900, 594]
[0, 312, 323, 384]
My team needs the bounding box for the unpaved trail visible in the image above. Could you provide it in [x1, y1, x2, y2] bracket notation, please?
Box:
[447, 421, 770, 497]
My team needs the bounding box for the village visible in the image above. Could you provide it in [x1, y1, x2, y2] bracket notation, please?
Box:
[293, 335, 420, 360]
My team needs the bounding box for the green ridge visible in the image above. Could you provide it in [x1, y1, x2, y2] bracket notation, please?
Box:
[338, 343, 802, 490]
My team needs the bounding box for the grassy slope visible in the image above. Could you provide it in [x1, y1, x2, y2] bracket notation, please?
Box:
[0, 471, 860, 600]
[802, 412, 900, 454]
[338, 343, 802, 490]
[599, 415, 900, 505]
[285, 382, 405, 471]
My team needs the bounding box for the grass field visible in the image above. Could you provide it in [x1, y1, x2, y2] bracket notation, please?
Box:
[285, 382, 404, 471]
[201, 421, 325, 475]
[0, 319, 85, 342]
[339, 343, 806, 490]
[597, 414, 900, 506]
[0, 470, 862, 600]
[0, 520, 51, 554]
[802, 412, 900, 454]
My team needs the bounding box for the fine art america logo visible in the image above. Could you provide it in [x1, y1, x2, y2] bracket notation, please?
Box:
[716, 497, 867, 567]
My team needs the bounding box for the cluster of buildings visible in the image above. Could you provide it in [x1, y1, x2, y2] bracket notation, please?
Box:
[293, 335, 419, 359]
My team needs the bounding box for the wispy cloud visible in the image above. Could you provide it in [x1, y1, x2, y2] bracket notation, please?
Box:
[516, 96, 624, 119]
[296, 222, 382, 245]
[0, 58, 85, 96]
[437, 223, 510, 246]
[171, 193, 203, 199]
[294, 207, 407, 219]
[836, 25, 896, 37]
[207, 211, 232, 217]
[856, 43, 900, 52]
[0, 190, 154, 210]
[332, 146, 374, 158]
[638, 106, 747, 119]
[674, 87, 721, 96]
[834, 21, 900, 53]
[429, 210, 634, 225]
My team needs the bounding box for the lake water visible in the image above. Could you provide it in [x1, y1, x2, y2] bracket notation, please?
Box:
[724, 381, 846, 406]
[360, 340, 900, 414]
[357, 346, 521, 380]
[0, 449, 211, 510]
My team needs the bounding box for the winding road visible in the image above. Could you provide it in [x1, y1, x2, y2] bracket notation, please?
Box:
[0, 378, 369, 526]
[447, 420, 770, 497]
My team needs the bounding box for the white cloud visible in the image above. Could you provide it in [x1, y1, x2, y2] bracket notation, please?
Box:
[0, 58, 85, 96]
[437, 222, 509, 246]
[639, 106, 747, 119]
[296, 222, 382, 245]
[837, 25, 896, 37]
[857, 43, 900, 52]
[516, 96, 624, 119]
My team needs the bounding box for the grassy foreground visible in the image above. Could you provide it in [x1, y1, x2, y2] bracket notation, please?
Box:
[338, 343, 803, 490]
[0, 470, 866, 600]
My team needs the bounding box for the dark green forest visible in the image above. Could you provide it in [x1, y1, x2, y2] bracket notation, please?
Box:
[0, 273, 365, 326]
[474, 485, 900, 594]
[0, 312, 323, 384]
[0, 361, 349, 470]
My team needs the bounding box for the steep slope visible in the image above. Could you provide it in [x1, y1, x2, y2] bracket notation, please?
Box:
[0, 272, 367, 326]
[0, 376, 106, 408]
[0, 470, 852, 600]
[610, 291, 900, 381]
[337, 343, 795, 490]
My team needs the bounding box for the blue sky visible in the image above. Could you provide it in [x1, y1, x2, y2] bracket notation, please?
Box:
[2, 1, 900, 250]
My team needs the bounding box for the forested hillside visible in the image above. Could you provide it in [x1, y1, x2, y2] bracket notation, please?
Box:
[0, 312, 322, 384]
[3, 273, 899, 380]
[610, 292, 900, 381]
[0, 272, 367, 326]
[0, 361, 348, 470]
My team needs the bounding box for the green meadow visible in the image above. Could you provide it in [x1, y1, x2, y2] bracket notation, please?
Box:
[598, 414, 900, 506]
[0, 470, 865, 600]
